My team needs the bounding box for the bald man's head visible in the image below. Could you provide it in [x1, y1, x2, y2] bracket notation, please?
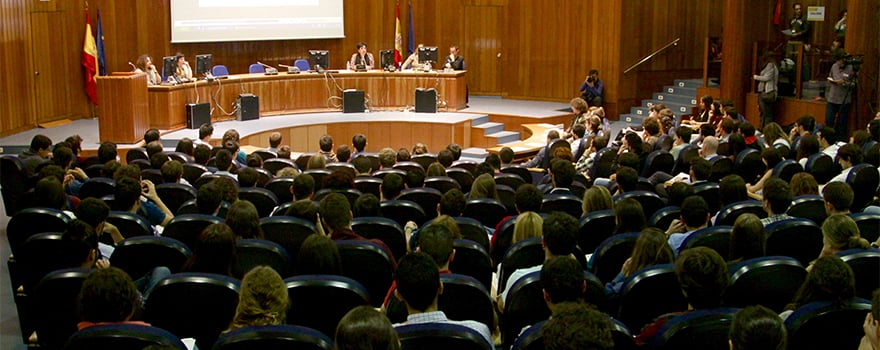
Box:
[702, 136, 719, 157]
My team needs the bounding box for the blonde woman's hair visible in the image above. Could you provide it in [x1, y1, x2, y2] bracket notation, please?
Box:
[513, 211, 543, 244]
[227, 266, 289, 332]
[582, 186, 614, 214]
[822, 214, 870, 252]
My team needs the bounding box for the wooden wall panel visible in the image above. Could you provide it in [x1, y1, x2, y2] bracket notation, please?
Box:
[0, 0, 34, 135]
[843, 0, 879, 132]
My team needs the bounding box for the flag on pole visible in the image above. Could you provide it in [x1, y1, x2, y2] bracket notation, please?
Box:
[82, 9, 98, 105]
[96, 8, 106, 76]
[772, 0, 782, 25]
[394, 2, 403, 67]
[407, 2, 415, 56]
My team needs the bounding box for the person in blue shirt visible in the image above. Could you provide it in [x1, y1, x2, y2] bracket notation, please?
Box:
[579, 69, 604, 106]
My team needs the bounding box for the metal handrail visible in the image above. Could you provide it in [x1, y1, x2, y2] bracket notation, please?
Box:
[624, 38, 681, 74]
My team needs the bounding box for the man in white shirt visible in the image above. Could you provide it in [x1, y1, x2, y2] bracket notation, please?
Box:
[392, 252, 493, 347]
[817, 127, 845, 160]
[193, 123, 213, 147]
[828, 143, 864, 184]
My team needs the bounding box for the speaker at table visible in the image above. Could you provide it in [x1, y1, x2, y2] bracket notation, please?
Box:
[343, 89, 365, 113]
[415, 88, 437, 113]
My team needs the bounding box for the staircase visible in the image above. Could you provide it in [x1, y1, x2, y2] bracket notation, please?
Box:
[619, 78, 712, 126]
[469, 115, 521, 148]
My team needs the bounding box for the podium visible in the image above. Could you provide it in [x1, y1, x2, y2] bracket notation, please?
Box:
[97, 72, 149, 144]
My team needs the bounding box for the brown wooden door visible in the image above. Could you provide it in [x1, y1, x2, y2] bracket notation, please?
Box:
[31, 11, 73, 123]
[463, 5, 503, 95]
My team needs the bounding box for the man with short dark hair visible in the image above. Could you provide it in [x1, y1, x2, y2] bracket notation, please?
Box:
[145, 141, 163, 159]
[790, 115, 815, 150]
[193, 144, 212, 166]
[615, 166, 638, 194]
[822, 181, 853, 215]
[499, 212, 578, 307]
[381, 173, 404, 200]
[194, 123, 213, 147]
[541, 256, 586, 313]
[635, 247, 729, 344]
[543, 303, 614, 350]
[76, 198, 124, 257]
[404, 168, 425, 188]
[319, 193, 392, 257]
[351, 133, 367, 158]
[717, 118, 736, 143]
[196, 182, 223, 216]
[268, 132, 282, 152]
[666, 195, 711, 252]
[150, 152, 169, 170]
[829, 143, 866, 184]
[760, 177, 793, 226]
[446, 143, 462, 161]
[293, 173, 315, 201]
[19, 134, 53, 174]
[319, 134, 337, 162]
[97, 141, 118, 164]
[437, 149, 454, 168]
[336, 144, 352, 163]
[485, 154, 501, 172]
[237, 167, 259, 187]
[160, 160, 189, 186]
[114, 176, 174, 227]
[571, 123, 589, 161]
[438, 188, 466, 216]
[671, 126, 693, 160]
[143, 128, 160, 144]
[383, 224, 455, 306]
[277, 145, 292, 159]
[351, 156, 373, 176]
[817, 127, 845, 159]
[205, 149, 237, 181]
[499, 147, 514, 167]
[391, 252, 492, 347]
[549, 159, 576, 194]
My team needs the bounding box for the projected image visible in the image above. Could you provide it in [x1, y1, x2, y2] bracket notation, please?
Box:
[172, 0, 344, 43]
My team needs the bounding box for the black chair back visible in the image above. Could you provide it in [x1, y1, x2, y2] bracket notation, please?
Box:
[650, 308, 739, 350]
[577, 209, 617, 254]
[837, 249, 880, 299]
[110, 236, 192, 279]
[337, 240, 395, 307]
[33, 268, 91, 349]
[63, 323, 187, 350]
[618, 264, 687, 331]
[671, 145, 698, 175]
[7, 207, 71, 254]
[144, 272, 241, 349]
[0, 155, 30, 215]
[541, 194, 583, 218]
[182, 163, 209, 184]
[399, 187, 443, 220]
[735, 148, 765, 184]
[451, 160, 478, 173]
[454, 216, 491, 252]
[126, 147, 148, 163]
[238, 187, 280, 217]
[233, 239, 292, 278]
[423, 176, 461, 194]
[263, 158, 297, 175]
[15, 233, 72, 291]
[462, 198, 507, 228]
[500, 165, 533, 184]
[498, 237, 544, 292]
[764, 218, 823, 266]
[156, 183, 198, 213]
[412, 154, 438, 170]
[642, 150, 674, 178]
[259, 216, 318, 264]
[446, 168, 475, 192]
[590, 233, 639, 284]
[650, 206, 681, 231]
[393, 161, 424, 173]
[693, 182, 721, 214]
[772, 159, 804, 182]
[491, 217, 517, 268]
[714, 200, 766, 226]
[397, 323, 493, 350]
[847, 164, 880, 212]
[354, 177, 383, 197]
[494, 173, 526, 190]
[285, 274, 370, 338]
[449, 239, 493, 289]
[785, 299, 872, 350]
[511, 321, 545, 350]
[78, 177, 116, 200]
[708, 156, 734, 182]
[787, 195, 827, 225]
[212, 324, 334, 350]
[380, 199, 427, 227]
[805, 153, 835, 184]
[726, 256, 807, 312]
[850, 212, 880, 242]
[352, 216, 407, 261]
[613, 191, 665, 220]
[590, 146, 618, 179]
[294, 153, 314, 172]
[679, 226, 733, 257]
[162, 214, 224, 250]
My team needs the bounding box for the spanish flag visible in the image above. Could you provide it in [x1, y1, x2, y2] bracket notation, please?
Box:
[82, 9, 98, 105]
[394, 2, 402, 68]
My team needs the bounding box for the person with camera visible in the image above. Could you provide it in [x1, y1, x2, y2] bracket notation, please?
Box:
[826, 50, 855, 140]
[579, 69, 603, 106]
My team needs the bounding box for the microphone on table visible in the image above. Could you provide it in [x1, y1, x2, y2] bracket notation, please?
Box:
[278, 64, 300, 74]
[256, 61, 279, 75]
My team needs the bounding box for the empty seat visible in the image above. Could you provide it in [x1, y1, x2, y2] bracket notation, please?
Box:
[354, 177, 383, 197]
[805, 153, 835, 184]
[735, 148, 765, 185]
[337, 240, 395, 307]
[649, 308, 739, 350]
[233, 239, 292, 278]
[642, 150, 674, 178]
[850, 212, 880, 243]
[399, 187, 443, 220]
[772, 159, 804, 182]
[0, 155, 30, 215]
[162, 214, 224, 250]
[14, 233, 72, 292]
[613, 191, 665, 220]
[650, 206, 681, 231]
[589, 232, 639, 284]
[264, 177, 295, 204]
[126, 147, 149, 164]
[787, 195, 827, 225]
[446, 168, 475, 193]
[500, 165, 533, 184]
[182, 163, 209, 184]
[107, 210, 155, 238]
[7, 207, 71, 254]
[450, 160, 478, 173]
[144, 272, 241, 349]
[211, 65, 230, 77]
[263, 158, 297, 175]
[259, 216, 318, 263]
[764, 218, 823, 266]
[380, 199, 426, 227]
[156, 183, 198, 213]
[714, 200, 766, 226]
[837, 249, 880, 299]
[494, 173, 526, 190]
[617, 264, 687, 331]
[238, 187, 280, 217]
[396, 323, 493, 350]
[110, 236, 192, 279]
[32, 268, 91, 349]
[285, 274, 370, 338]
[541, 194, 583, 218]
[63, 323, 188, 350]
[497, 184, 518, 216]
[448, 239, 493, 289]
[725, 256, 807, 312]
[454, 216, 491, 252]
[785, 299, 872, 350]
[352, 216, 407, 261]
[423, 176, 461, 194]
[212, 324, 333, 350]
[577, 209, 617, 254]
[498, 237, 544, 292]
[679, 226, 733, 257]
[78, 177, 116, 200]
[462, 198, 507, 228]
